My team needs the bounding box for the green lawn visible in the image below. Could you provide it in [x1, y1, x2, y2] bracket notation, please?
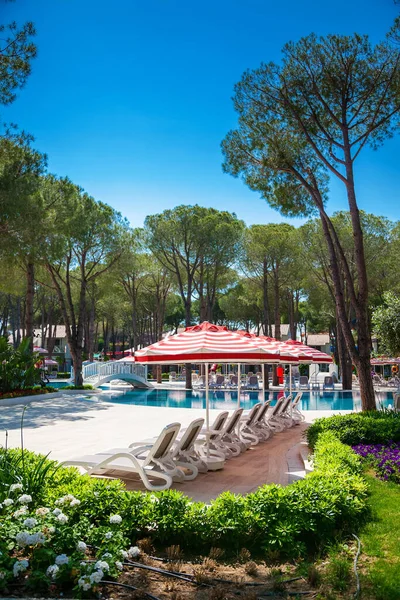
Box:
[359, 475, 400, 600]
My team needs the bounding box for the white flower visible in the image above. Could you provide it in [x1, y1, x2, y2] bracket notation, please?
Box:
[52, 508, 62, 516]
[149, 494, 159, 503]
[78, 576, 91, 591]
[13, 506, 28, 518]
[16, 531, 46, 547]
[120, 550, 128, 559]
[56, 513, 68, 524]
[95, 560, 109, 572]
[35, 507, 50, 516]
[70, 498, 80, 507]
[13, 559, 29, 577]
[55, 554, 69, 566]
[80, 561, 87, 568]
[23, 517, 37, 529]
[109, 514, 122, 524]
[0, 571, 5, 579]
[77, 541, 87, 552]
[17, 494, 32, 504]
[46, 564, 59, 579]
[89, 569, 104, 584]
[128, 546, 141, 558]
[115, 561, 123, 571]
[10, 483, 23, 492]
[104, 531, 113, 540]
[48, 526, 56, 534]
[16, 532, 30, 547]
[102, 552, 112, 559]
[3, 498, 14, 506]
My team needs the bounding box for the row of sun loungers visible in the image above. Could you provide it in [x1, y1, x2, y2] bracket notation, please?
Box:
[193, 375, 262, 390]
[64, 393, 304, 492]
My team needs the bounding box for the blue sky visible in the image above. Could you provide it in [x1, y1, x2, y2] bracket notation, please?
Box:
[2, 0, 399, 228]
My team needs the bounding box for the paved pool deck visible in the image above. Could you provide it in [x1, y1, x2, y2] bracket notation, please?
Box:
[0, 394, 351, 502]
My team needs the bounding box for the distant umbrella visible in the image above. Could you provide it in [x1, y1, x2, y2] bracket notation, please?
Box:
[33, 346, 48, 354]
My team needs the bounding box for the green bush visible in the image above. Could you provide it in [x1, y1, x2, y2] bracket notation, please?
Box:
[57, 372, 71, 379]
[0, 338, 41, 393]
[306, 411, 400, 449]
[62, 384, 94, 390]
[0, 433, 369, 596]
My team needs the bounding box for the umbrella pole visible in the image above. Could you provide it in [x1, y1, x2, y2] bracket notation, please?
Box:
[237, 363, 241, 409]
[289, 364, 292, 398]
[205, 362, 210, 458]
[261, 363, 265, 403]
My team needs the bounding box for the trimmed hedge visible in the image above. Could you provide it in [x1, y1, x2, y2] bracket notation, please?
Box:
[0, 433, 369, 559]
[306, 410, 400, 449]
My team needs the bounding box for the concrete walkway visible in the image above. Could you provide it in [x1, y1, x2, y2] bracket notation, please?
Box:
[0, 394, 349, 501]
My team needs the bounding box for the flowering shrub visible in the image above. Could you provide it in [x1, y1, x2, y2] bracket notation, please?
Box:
[352, 442, 400, 484]
[0, 433, 370, 596]
[0, 486, 140, 597]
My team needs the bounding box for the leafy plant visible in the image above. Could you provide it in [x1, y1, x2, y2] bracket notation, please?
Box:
[0, 337, 41, 393]
[306, 411, 400, 448]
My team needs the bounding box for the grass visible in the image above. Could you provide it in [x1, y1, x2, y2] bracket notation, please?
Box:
[359, 474, 400, 600]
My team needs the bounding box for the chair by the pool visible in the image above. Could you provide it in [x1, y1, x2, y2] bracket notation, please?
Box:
[267, 395, 292, 431]
[299, 376, 310, 390]
[219, 408, 247, 456]
[210, 374, 225, 389]
[291, 392, 305, 424]
[323, 376, 334, 390]
[63, 422, 181, 492]
[372, 374, 386, 387]
[227, 375, 238, 388]
[193, 375, 205, 389]
[285, 376, 297, 389]
[239, 402, 262, 445]
[195, 411, 230, 461]
[169, 418, 209, 476]
[243, 375, 259, 390]
[277, 394, 295, 428]
[252, 401, 272, 440]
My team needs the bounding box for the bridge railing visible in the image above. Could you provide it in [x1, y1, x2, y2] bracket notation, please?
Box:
[97, 362, 147, 381]
[83, 362, 100, 379]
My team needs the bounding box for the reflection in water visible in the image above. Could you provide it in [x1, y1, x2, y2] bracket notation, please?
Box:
[97, 388, 393, 411]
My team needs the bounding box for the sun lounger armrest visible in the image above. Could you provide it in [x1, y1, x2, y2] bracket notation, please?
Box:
[129, 441, 154, 448]
[128, 444, 154, 456]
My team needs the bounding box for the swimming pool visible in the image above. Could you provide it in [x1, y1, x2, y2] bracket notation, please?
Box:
[98, 388, 395, 411]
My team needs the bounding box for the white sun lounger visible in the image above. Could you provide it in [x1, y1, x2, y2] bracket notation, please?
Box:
[251, 401, 272, 441]
[63, 422, 181, 492]
[219, 408, 247, 457]
[129, 418, 208, 479]
[195, 411, 230, 463]
[291, 392, 304, 424]
[239, 403, 262, 445]
[267, 395, 292, 432]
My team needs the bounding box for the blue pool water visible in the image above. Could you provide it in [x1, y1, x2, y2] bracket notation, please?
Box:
[48, 381, 69, 388]
[98, 388, 394, 411]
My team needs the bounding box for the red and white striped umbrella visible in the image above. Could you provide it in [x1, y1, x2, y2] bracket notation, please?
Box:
[283, 339, 332, 364]
[135, 321, 280, 364]
[237, 332, 302, 363]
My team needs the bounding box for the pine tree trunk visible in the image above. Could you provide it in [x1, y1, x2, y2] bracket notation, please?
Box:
[72, 349, 83, 387]
[336, 321, 353, 390]
[25, 261, 35, 350]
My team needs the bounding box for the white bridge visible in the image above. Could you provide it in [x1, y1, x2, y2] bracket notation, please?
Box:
[72, 361, 150, 388]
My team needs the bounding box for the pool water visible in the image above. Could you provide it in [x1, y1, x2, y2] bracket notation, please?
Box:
[98, 388, 395, 411]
